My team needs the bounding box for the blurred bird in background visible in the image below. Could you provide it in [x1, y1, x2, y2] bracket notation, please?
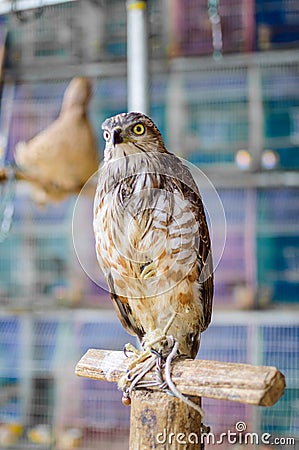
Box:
[0, 77, 99, 205]
[94, 112, 213, 413]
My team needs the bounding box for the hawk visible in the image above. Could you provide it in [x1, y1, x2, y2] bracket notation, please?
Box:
[93, 112, 213, 406]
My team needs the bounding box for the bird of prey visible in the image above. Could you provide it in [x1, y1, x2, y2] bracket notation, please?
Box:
[12, 77, 99, 204]
[93, 112, 213, 407]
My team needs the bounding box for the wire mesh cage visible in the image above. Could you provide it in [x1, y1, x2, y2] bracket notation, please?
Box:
[168, 0, 254, 57]
[213, 188, 257, 309]
[260, 324, 299, 438]
[0, 311, 133, 449]
[256, 0, 299, 51]
[261, 60, 299, 169]
[168, 0, 299, 57]
[4, 0, 166, 68]
[2, 0, 299, 67]
[174, 67, 246, 165]
[257, 187, 299, 304]
[199, 313, 299, 447]
[164, 55, 299, 173]
[166, 66, 249, 166]
[6, 2, 86, 67]
[0, 192, 75, 308]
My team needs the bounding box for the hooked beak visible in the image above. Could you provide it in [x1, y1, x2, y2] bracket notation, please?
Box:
[112, 128, 123, 146]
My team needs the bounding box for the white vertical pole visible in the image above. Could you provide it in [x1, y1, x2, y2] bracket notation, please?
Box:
[126, 0, 149, 115]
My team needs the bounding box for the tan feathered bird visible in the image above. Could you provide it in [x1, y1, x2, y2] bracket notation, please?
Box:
[14, 77, 99, 204]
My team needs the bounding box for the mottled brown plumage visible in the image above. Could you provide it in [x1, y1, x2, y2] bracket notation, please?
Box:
[14, 77, 99, 204]
[94, 112, 213, 359]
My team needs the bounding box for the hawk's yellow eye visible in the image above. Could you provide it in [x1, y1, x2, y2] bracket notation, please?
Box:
[132, 123, 145, 135]
[103, 130, 110, 141]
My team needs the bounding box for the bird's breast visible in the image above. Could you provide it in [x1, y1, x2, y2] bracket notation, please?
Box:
[94, 170, 199, 300]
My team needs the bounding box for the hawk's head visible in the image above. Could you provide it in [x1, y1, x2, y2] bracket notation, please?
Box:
[102, 112, 167, 161]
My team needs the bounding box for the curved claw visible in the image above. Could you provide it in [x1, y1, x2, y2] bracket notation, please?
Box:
[123, 343, 140, 358]
[123, 344, 131, 358]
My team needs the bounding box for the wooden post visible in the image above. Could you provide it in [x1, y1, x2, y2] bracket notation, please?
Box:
[129, 391, 202, 450]
[75, 349, 285, 450]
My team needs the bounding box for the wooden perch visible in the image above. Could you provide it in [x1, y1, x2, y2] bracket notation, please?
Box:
[76, 349, 285, 449]
[76, 348, 285, 407]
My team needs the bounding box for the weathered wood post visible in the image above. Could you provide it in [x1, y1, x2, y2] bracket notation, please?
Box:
[75, 349, 285, 450]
